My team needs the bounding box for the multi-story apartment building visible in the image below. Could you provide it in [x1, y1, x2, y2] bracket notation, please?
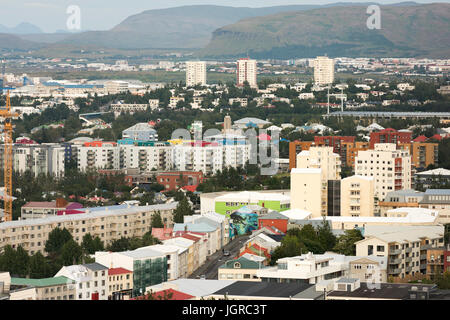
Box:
[257, 252, 387, 284]
[20, 199, 83, 220]
[0, 143, 66, 178]
[399, 142, 439, 170]
[10, 276, 76, 300]
[356, 225, 445, 280]
[340, 175, 375, 217]
[95, 247, 168, 297]
[0, 203, 177, 255]
[378, 189, 424, 216]
[120, 143, 173, 172]
[218, 256, 264, 282]
[237, 58, 257, 88]
[414, 168, 450, 189]
[313, 56, 335, 85]
[288, 141, 314, 170]
[369, 128, 412, 149]
[426, 246, 450, 279]
[419, 189, 450, 224]
[186, 61, 207, 87]
[110, 103, 148, 117]
[107, 268, 133, 299]
[355, 143, 412, 201]
[55, 263, 109, 300]
[77, 141, 120, 171]
[172, 143, 250, 174]
[291, 147, 341, 217]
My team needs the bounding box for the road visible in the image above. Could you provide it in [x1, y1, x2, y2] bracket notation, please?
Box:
[189, 235, 250, 280]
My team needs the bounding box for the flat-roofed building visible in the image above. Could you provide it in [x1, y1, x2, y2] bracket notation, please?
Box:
[107, 268, 133, 300]
[10, 276, 76, 301]
[419, 189, 450, 224]
[356, 225, 445, 280]
[341, 175, 375, 217]
[379, 189, 424, 216]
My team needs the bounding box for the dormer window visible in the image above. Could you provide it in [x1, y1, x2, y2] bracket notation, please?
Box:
[234, 262, 241, 269]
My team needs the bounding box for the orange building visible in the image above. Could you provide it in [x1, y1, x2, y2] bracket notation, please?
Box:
[289, 141, 313, 170]
[398, 142, 438, 169]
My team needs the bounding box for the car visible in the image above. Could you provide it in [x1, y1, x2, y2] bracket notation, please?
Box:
[223, 250, 230, 256]
[200, 275, 206, 280]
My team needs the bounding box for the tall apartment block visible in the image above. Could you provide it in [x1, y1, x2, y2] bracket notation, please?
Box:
[291, 146, 341, 217]
[313, 56, 335, 85]
[186, 61, 207, 87]
[237, 58, 257, 88]
[355, 143, 412, 201]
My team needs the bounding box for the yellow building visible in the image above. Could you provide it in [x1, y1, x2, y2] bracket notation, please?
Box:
[341, 175, 375, 217]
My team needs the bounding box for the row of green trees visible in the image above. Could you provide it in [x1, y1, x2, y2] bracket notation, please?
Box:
[269, 219, 363, 265]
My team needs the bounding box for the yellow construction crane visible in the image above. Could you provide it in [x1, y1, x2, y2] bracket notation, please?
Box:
[1, 91, 18, 222]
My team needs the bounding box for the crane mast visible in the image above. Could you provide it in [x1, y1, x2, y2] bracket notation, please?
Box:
[1, 91, 17, 222]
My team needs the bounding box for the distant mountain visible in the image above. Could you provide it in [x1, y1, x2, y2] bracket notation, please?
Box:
[54, 4, 347, 49]
[200, 3, 450, 59]
[0, 34, 42, 50]
[0, 22, 42, 34]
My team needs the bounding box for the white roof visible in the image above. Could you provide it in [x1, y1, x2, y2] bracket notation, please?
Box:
[291, 168, 322, 174]
[215, 191, 290, 202]
[279, 209, 312, 220]
[416, 168, 450, 176]
[342, 175, 374, 182]
[241, 253, 266, 262]
[120, 247, 164, 259]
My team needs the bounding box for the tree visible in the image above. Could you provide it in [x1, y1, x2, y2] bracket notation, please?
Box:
[59, 239, 83, 266]
[317, 218, 337, 252]
[151, 211, 164, 228]
[45, 227, 73, 257]
[0, 245, 29, 277]
[29, 252, 51, 278]
[173, 196, 194, 223]
[333, 229, 364, 256]
[107, 237, 131, 252]
[81, 233, 105, 255]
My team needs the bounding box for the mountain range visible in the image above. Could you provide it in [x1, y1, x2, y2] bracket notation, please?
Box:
[1, 2, 449, 59]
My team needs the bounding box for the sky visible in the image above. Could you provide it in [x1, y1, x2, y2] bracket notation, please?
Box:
[1, 0, 449, 33]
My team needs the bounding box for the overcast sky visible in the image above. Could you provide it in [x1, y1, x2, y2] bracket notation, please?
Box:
[1, 0, 449, 32]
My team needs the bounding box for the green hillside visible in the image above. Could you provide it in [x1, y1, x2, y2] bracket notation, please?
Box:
[200, 3, 450, 58]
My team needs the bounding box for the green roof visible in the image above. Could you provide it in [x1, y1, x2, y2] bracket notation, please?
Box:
[220, 257, 261, 270]
[10, 276, 74, 287]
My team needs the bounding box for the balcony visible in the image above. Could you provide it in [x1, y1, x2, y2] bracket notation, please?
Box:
[421, 244, 432, 250]
[427, 260, 444, 265]
[389, 249, 402, 255]
[405, 266, 413, 273]
[420, 264, 427, 270]
[388, 268, 402, 275]
[405, 247, 412, 253]
[405, 257, 412, 263]
[420, 254, 427, 260]
[389, 258, 401, 264]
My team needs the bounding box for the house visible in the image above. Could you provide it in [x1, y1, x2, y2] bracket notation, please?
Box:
[54, 263, 109, 300]
[258, 211, 289, 233]
[10, 276, 76, 300]
[107, 268, 133, 300]
[218, 256, 265, 282]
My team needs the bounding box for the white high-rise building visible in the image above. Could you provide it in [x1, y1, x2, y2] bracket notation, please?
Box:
[186, 61, 207, 87]
[291, 146, 341, 217]
[313, 56, 335, 85]
[236, 58, 257, 88]
[355, 143, 412, 201]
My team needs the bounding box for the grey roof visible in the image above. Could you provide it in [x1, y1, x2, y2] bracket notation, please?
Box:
[336, 278, 359, 283]
[0, 202, 178, 230]
[121, 247, 165, 259]
[82, 263, 108, 271]
[213, 281, 317, 299]
[259, 211, 289, 220]
[328, 282, 437, 300]
[424, 189, 450, 195]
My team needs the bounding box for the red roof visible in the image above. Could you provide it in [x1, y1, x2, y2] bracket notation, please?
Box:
[180, 234, 201, 242]
[181, 185, 198, 192]
[133, 289, 194, 300]
[151, 227, 173, 241]
[430, 134, 443, 141]
[108, 267, 132, 276]
[413, 135, 428, 142]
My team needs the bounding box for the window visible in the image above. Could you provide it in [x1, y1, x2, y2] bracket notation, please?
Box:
[377, 245, 385, 252]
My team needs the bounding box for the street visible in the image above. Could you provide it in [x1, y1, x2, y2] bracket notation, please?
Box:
[189, 235, 250, 280]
